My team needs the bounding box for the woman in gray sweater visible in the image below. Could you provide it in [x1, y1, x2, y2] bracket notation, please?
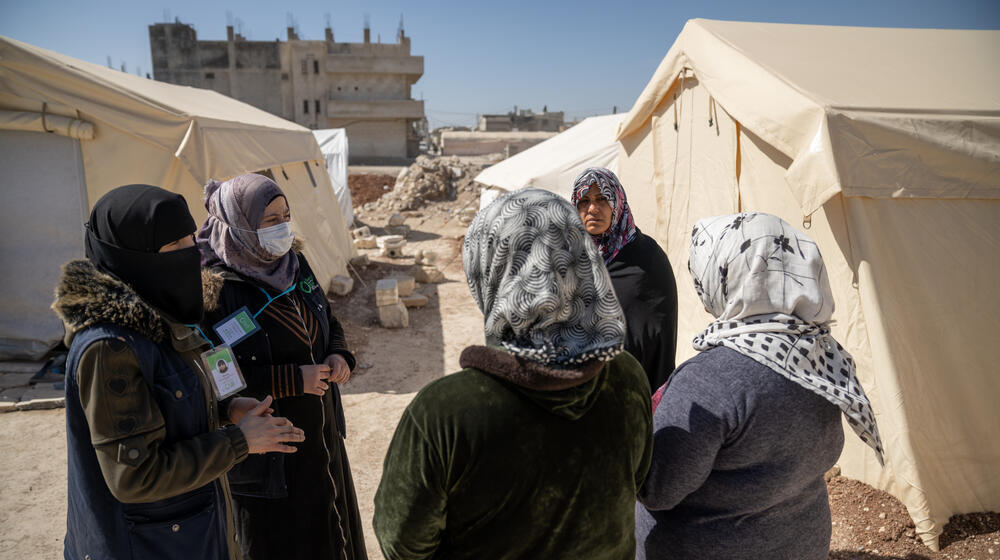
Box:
[636, 212, 885, 560]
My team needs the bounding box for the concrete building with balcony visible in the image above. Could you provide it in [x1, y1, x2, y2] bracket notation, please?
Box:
[149, 20, 425, 163]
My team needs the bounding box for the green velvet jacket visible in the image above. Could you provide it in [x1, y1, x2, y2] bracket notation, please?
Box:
[374, 346, 652, 560]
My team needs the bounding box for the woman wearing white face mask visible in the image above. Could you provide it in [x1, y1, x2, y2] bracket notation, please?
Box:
[196, 173, 367, 560]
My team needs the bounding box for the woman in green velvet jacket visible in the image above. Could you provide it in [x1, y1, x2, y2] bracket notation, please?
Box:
[373, 188, 653, 560]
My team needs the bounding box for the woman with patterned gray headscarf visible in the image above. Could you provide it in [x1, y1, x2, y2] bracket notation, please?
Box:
[636, 212, 884, 560]
[374, 188, 653, 559]
[196, 173, 366, 560]
[571, 167, 678, 393]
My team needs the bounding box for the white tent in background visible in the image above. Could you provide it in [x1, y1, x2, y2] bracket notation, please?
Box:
[313, 128, 353, 226]
[0, 35, 355, 360]
[615, 19, 1000, 550]
[475, 113, 627, 203]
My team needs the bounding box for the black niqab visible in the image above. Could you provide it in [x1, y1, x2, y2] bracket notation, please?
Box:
[85, 185, 204, 324]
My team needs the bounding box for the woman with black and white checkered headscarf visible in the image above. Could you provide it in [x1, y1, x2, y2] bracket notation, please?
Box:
[636, 212, 883, 560]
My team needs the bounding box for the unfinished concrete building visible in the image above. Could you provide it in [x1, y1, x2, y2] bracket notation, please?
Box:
[149, 20, 425, 164]
[477, 107, 564, 132]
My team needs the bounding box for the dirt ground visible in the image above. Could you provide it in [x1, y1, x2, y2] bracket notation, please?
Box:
[0, 177, 996, 559]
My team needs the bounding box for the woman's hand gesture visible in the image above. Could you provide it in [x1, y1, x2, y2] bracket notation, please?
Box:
[300, 364, 331, 396]
[237, 396, 305, 453]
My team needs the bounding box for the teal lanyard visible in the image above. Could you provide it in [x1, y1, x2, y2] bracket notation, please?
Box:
[184, 324, 216, 350]
[254, 284, 297, 318]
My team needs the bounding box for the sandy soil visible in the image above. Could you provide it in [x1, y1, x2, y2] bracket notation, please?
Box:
[1, 191, 995, 559]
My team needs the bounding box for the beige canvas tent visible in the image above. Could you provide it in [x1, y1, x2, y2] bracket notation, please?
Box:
[0, 36, 354, 359]
[475, 113, 627, 198]
[614, 19, 1000, 549]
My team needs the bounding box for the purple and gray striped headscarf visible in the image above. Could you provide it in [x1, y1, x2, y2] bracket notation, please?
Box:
[196, 173, 299, 291]
[570, 167, 637, 264]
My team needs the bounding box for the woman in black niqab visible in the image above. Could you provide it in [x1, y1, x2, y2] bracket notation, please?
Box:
[85, 184, 204, 323]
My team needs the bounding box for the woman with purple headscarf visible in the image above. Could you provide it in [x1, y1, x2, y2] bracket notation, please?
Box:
[196, 173, 367, 559]
[571, 168, 678, 393]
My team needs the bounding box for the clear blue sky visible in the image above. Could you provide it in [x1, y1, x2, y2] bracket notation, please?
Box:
[2, 0, 998, 129]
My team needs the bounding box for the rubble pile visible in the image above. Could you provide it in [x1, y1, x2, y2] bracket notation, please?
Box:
[373, 155, 488, 211]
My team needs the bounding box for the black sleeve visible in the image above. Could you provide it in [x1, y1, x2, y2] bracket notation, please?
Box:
[325, 308, 356, 370]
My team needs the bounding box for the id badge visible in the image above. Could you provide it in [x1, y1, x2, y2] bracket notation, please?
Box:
[200, 345, 247, 400]
[212, 306, 261, 347]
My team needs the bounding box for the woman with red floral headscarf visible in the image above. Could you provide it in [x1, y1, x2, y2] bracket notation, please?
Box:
[571, 167, 678, 393]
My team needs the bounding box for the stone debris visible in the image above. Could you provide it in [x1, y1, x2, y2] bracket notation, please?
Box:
[378, 300, 409, 328]
[414, 250, 437, 266]
[375, 155, 489, 211]
[351, 226, 372, 239]
[388, 213, 407, 226]
[390, 275, 416, 297]
[349, 254, 370, 268]
[377, 235, 407, 258]
[401, 294, 429, 308]
[413, 265, 446, 284]
[329, 275, 354, 296]
[354, 235, 377, 249]
[375, 279, 399, 307]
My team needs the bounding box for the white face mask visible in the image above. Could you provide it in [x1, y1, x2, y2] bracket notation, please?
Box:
[257, 222, 294, 256]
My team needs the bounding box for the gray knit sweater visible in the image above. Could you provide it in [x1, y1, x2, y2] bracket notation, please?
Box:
[636, 346, 844, 560]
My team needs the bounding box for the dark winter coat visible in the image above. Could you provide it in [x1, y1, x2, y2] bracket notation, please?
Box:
[606, 230, 678, 393]
[54, 260, 248, 560]
[201, 252, 366, 560]
[374, 346, 653, 560]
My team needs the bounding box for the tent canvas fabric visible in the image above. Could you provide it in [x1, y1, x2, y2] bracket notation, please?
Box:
[615, 19, 1000, 550]
[313, 129, 353, 227]
[0, 35, 354, 360]
[474, 113, 627, 198]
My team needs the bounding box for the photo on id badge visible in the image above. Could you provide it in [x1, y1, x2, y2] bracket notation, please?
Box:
[201, 345, 246, 399]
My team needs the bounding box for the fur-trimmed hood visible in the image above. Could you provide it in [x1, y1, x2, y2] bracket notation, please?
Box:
[460, 345, 606, 420]
[52, 260, 213, 350]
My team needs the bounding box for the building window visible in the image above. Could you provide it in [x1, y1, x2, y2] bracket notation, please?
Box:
[337, 86, 341, 91]
[281, 72, 289, 80]
[301, 60, 307, 74]
[303, 100, 309, 114]
[205, 72, 215, 79]
[313, 60, 319, 74]
[314, 99, 320, 113]
[354, 86, 358, 91]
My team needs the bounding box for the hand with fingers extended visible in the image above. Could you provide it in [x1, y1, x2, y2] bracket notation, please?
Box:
[237, 396, 305, 454]
[324, 354, 351, 384]
[227, 396, 273, 425]
[300, 364, 331, 396]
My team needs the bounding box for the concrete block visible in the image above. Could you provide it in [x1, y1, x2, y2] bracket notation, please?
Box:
[354, 235, 377, 249]
[0, 373, 34, 389]
[388, 213, 407, 226]
[401, 294, 429, 308]
[375, 279, 399, 307]
[414, 250, 438, 266]
[351, 226, 372, 239]
[16, 397, 65, 411]
[376, 235, 406, 249]
[329, 275, 354, 296]
[388, 275, 415, 297]
[413, 265, 446, 284]
[379, 244, 406, 259]
[385, 224, 411, 237]
[349, 254, 370, 268]
[378, 301, 409, 328]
